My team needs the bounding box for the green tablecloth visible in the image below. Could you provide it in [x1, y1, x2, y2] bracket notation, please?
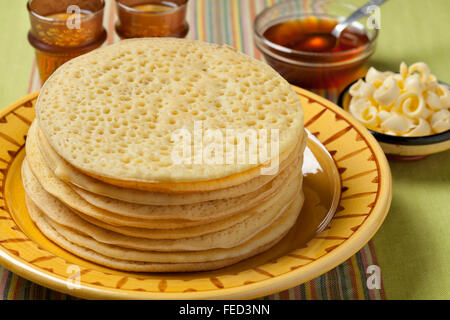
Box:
[0, 0, 448, 300]
[357, 0, 450, 300]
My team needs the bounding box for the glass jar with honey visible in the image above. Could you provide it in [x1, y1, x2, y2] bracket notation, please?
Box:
[115, 0, 189, 39]
[254, 0, 378, 92]
[27, 0, 107, 84]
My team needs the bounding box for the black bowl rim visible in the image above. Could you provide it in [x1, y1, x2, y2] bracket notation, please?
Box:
[337, 78, 450, 146]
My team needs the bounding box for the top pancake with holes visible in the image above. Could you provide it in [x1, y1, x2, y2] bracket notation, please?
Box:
[35, 38, 304, 190]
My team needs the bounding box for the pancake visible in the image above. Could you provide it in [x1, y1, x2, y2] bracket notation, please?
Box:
[26, 148, 300, 229]
[70, 138, 304, 220]
[26, 193, 303, 264]
[72, 211, 270, 240]
[37, 124, 305, 204]
[23, 158, 302, 251]
[26, 195, 288, 272]
[26, 122, 303, 228]
[35, 38, 304, 190]
[24, 38, 307, 273]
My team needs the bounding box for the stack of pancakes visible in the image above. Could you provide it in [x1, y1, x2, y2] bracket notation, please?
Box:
[22, 39, 306, 272]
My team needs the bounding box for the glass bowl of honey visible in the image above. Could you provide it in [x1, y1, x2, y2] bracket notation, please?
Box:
[254, 0, 378, 91]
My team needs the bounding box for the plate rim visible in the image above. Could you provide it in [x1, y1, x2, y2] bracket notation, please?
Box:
[0, 87, 392, 299]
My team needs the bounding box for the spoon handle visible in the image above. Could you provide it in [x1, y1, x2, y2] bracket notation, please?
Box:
[332, 0, 388, 38]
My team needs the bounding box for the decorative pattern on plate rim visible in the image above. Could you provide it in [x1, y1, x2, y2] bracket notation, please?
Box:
[0, 87, 390, 299]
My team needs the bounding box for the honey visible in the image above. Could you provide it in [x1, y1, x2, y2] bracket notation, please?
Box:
[256, 16, 375, 91]
[27, 0, 106, 83]
[132, 2, 178, 13]
[115, 0, 189, 39]
[45, 11, 90, 20]
[264, 17, 370, 54]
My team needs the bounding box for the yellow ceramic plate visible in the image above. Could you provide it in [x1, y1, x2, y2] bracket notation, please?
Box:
[0, 87, 392, 299]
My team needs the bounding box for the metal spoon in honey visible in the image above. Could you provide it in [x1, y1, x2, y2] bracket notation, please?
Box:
[264, 0, 387, 53]
[329, 0, 388, 51]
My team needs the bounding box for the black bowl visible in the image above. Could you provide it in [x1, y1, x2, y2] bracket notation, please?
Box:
[338, 79, 450, 161]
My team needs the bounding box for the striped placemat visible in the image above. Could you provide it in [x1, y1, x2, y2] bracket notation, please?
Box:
[0, 0, 386, 300]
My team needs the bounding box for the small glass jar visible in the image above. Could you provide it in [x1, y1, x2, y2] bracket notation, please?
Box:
[27, 0, 107, 83]
[254, 0, 378, 92]
[115, 0, 189, 39]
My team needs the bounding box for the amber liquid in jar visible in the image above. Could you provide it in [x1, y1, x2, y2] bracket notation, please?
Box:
[45, 11, 90, 20]
[27, 0, 106, 84]
[30, 10, 106, 83]
[264, 17, 369, 53]
[115, 0, 189, 39]
[132, 2, 178, 12]
[262, 17, 371, 90]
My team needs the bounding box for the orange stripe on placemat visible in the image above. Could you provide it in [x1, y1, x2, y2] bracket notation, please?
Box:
[350, 256, 366, 299]
[13, 276, 22, 300]
[302, 0, 309, 12]
[293, 285, 302, 300]
[230, 0, 243, 52]
[197, 0, 206, 41]
[360, 243, 376, 300]
[187, 0, 197, 40]
[368, 240, 387, 299]
[309, 278, 318, 299]
[239, 0, 252, 55]
[279, 289, 290, 300]
[107, 1, 116, 45]
[249, 0, 261, 59]
[27, 59, 36, 93]
[302, 281, 311, 299]
[6, 273, 18, 300]
[346, 259, 361, 299]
